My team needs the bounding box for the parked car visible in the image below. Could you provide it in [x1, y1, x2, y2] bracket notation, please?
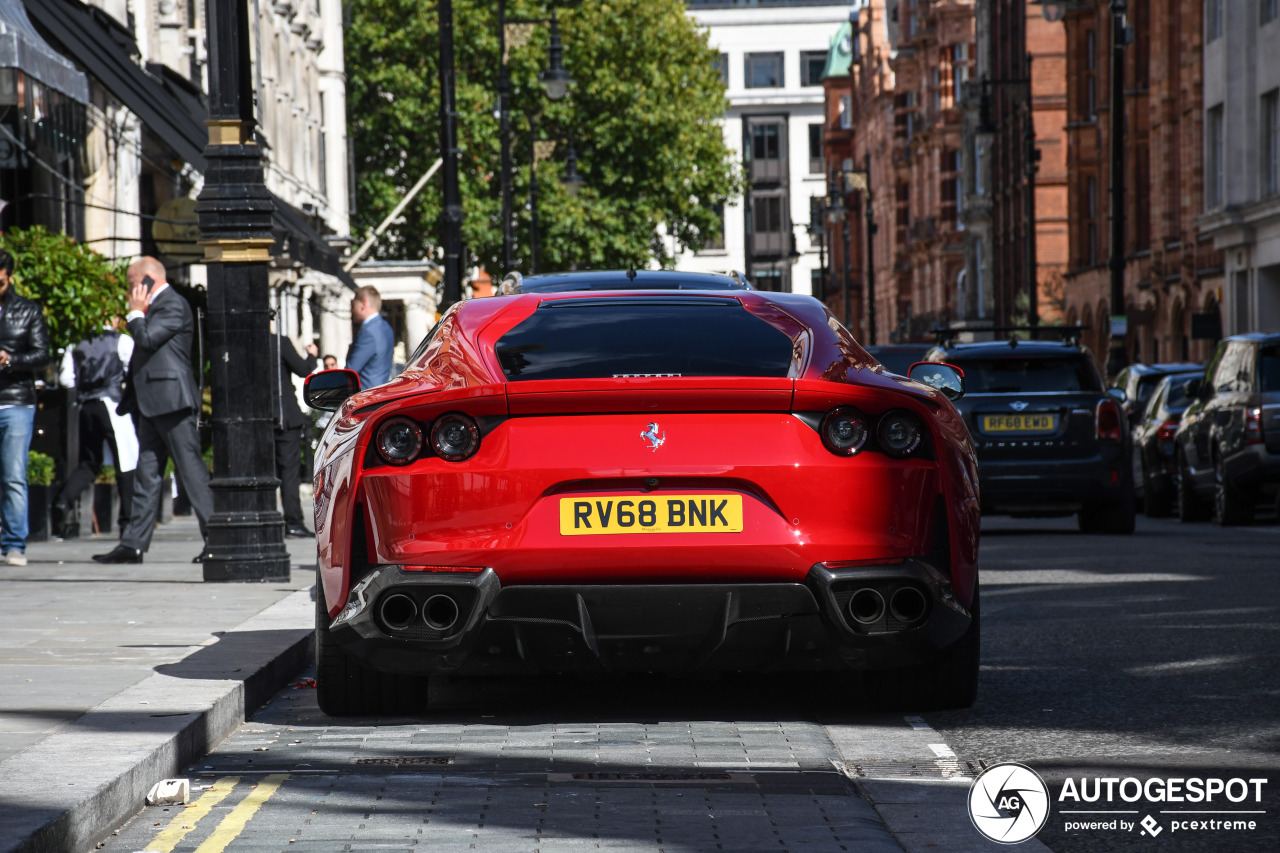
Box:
[1109, 362, 1203, 428]
[923, 335, 1135, 533]
[1173, 333, 1280, 525]
[1131, 372, 1201, 517]
[865, 344, 933, 377]
[305, 271, 981, 715]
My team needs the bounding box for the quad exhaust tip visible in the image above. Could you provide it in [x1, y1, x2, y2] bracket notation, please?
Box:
[423, 594, 460, 632]
[848, 588, 886, 625]
[379, 593, 418, 631]
[889, 586, 928, 624]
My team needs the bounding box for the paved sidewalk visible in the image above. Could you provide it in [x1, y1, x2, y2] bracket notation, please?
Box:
[0, 514, 316, 853]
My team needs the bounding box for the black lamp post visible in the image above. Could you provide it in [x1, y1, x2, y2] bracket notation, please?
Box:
[195, 0, 289, 581]
[498, 1, 575, 275]
[439, 0, 465, 312]
[1106, 0, 1130, 377]
[825, 177, 850, 328]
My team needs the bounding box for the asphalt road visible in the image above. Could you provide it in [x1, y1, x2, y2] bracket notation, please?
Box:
[97, 514, 1279, 853]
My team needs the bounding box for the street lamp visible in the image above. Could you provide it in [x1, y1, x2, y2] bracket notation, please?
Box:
[1106, 0, 1130, 377]
[561, 133, 585, 195]
[498, 1, 578, 275]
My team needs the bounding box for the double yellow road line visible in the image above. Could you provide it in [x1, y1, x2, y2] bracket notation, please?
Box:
[146, 774, 289, 853]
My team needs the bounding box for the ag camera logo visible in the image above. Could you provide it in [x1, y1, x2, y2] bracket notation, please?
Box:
[969, 762, 1051, 844]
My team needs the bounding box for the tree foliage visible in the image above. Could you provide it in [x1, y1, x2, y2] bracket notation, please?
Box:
[346, 0, 742, 271]
[0, 226, 127, 351]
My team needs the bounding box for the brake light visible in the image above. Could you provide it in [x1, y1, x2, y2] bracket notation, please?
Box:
[1096, 399, 1122, 442]
[1246, 407, 1263, 445]
[1156, 418, 1180, 441]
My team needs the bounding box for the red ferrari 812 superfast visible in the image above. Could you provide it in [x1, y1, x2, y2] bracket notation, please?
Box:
[304, 270, 980, 715]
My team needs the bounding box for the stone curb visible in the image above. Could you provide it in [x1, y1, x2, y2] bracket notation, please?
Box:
[0, 588, 314, 853]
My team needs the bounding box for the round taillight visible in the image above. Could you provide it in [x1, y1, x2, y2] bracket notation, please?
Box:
[430, 413, 480, 462]
[375, 417, 423, 466]
[878, 409, 923, 458]
[821, 407, 870, 456]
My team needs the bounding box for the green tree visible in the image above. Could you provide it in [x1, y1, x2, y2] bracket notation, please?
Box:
[0, 226, 127, 351]
[346, 0, 742, 272]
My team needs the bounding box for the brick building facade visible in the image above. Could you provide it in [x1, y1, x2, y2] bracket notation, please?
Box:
[1060, 0, 1221, 366]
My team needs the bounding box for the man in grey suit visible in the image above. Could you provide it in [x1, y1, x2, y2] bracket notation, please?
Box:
[94, 257, 213, 564]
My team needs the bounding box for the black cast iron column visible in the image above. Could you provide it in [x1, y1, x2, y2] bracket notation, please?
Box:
[1107, 0, 1129, 376]
[439, 0, 465, 310]
[1024, 54, 1040, 335]
[498, 0, 514, 273]
[196, 0, 289, 582]
[864, 152, 877, 346]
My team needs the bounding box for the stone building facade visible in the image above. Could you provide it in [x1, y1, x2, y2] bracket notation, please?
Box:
[1198, 0, 1280, 337]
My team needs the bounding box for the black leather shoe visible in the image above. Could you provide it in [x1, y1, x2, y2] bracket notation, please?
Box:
[285, 526, 315, 538]
[192, 551, 213, 564]
[92, 545, 142, 564]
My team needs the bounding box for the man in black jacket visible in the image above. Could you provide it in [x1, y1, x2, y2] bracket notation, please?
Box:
[0, 249, 50, 566]
[94, 257, 212, 564]
[275, 328, 317, 537]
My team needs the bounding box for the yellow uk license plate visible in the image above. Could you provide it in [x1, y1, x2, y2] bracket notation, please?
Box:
[982, 414, 1056, 433]
[559, 495, 744, 536]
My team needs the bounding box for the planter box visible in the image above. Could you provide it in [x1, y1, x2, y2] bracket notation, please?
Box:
[27, 484, 51, 542]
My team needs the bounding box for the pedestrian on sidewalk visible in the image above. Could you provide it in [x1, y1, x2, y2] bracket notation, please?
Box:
[345, 285, 394, 390]
[53, 319, 138, 537]
[0, 249, 50, 566]
[93, 257, 212, 565]
[274, 323, 317, 537]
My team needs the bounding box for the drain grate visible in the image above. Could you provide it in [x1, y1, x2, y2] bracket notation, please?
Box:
[351, 756, 454, 766]
[842, 760, 974, 781]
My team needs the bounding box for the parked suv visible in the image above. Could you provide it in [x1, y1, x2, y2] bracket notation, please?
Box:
[1110, 362, 1203, 428]
[1173, 333, 1280, 525]
[924, 336, 1135, 533]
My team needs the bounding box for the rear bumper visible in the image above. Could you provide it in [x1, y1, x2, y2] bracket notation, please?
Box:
[977, 445, 1131, 513]
[1225, 446, 1280, 495]
[325, 560, 972, 676]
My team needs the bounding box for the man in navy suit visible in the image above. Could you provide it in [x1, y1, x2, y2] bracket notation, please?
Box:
[94, 257, 213, 564]
[345, 285, 394, 389]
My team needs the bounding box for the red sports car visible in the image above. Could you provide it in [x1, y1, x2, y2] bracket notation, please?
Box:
[305, 271, 980, 715]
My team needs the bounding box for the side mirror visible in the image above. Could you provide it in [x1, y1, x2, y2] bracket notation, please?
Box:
[1107, 387, 1128, 404]
[304, 369, 361, 411]
[908, 361, 965, 401]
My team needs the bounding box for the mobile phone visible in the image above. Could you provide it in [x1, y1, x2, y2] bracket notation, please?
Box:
[141, 274, 156, 293]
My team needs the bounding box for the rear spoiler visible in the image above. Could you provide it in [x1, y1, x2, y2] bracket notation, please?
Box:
[931, 325, 1089, 348]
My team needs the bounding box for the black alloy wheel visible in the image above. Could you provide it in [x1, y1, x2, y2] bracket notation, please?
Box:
[1213, 456, 1254, 527]
[1175, 450, 1211, 523]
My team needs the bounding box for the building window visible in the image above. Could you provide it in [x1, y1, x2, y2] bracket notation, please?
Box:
[839, 94, 853, 129]
[930, 68, 941, 113]
[801, 51, 828, 87]
[1206, 0, 1224, 41]
[973, 138, 985, 196]
[745, 52, 784, 88]
[1084, 175, 1098, 266]
[714, 53, 729, 87]
[1265, 90, 1279, 195]
[1265, 0, 1279, 24]
[952, 43, 969, 102]
[747, 118, 786, 183]
[808, 123, 823, 174]
[1207, 104, 1225, 208]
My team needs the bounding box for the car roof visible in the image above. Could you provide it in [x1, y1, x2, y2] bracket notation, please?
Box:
[1126, 362, 1202, 375]
[504, 269, 751, 293]
[1221, 332, 1280, 346]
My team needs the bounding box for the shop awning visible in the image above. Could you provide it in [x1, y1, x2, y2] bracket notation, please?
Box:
[23, 0, 355, 289]
[0, 0, 86, 102]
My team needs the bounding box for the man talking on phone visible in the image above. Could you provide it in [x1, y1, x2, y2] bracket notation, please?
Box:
[94, 257, 213, 564]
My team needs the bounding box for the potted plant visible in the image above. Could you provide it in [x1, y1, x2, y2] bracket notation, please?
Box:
[26, 450, 55, 542]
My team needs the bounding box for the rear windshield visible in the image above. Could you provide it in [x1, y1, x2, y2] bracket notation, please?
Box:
[948, 356, 1101, 394]
[494, 300, 795, 381]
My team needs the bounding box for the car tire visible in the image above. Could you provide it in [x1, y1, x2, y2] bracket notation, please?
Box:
[864, 584, 980, 711]
[315, 573, 430, 717]
[1143, 460, 1174, 518]
[1078, 490, 1136, 534]
[1213, 457, 1254, 527]
[1176, 451, 1211, 523]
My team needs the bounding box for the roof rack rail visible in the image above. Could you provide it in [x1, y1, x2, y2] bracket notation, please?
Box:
[932, 324, 1090, 347]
